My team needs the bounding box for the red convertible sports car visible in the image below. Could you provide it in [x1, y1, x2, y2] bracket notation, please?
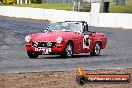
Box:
[25, 21, 107, 58]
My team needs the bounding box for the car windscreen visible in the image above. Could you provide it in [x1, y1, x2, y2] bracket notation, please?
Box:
[47, 22, 82, 33]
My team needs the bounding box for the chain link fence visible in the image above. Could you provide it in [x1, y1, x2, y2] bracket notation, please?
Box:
[73, 0, 100, 12]
[42, 0, 100, 5]
[42, 0, 73, 5]
[41, 0, 132, 13]
[42, 0, 100, 12]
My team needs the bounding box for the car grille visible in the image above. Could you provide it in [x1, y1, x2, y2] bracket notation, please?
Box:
[32, 42, 56, 48]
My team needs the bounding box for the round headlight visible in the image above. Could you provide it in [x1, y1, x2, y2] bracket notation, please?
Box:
[25, 36, 31, 42]
[56, 37, 63, 44]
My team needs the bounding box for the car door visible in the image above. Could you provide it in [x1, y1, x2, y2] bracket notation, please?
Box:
[81, 33, 93, 53]
[80, 24, 94, 53]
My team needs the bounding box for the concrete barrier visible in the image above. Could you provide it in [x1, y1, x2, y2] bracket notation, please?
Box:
[0, 6, 90, 22]
[99, 13, 132, 29]
[0, 6, 132, 29]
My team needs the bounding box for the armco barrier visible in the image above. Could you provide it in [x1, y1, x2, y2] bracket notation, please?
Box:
[0, 6, 132, 29]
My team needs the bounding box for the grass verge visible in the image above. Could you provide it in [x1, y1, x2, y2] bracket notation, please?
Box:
[100, 0, 132, 13]
[0, 3, 73, 11]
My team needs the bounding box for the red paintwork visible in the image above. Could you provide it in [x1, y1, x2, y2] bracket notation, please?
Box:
[26, 31, 107, 55]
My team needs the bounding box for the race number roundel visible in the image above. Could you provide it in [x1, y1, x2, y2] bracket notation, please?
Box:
[83, 35, 90, 49]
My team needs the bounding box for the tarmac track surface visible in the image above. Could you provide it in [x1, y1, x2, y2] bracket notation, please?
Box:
[0, 16, 132, 73]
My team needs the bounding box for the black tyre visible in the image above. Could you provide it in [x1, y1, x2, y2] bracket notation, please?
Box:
[90, 42, 101, 56]
[27, 52, 39, 58]
[76, 76, 87, 85]
[61, 42, 73, 58]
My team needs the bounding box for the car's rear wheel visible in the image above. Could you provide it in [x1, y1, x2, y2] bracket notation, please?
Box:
[61, 42, 73, 58]
[27, 52, 39, 58]
[90, 42, 101, 56]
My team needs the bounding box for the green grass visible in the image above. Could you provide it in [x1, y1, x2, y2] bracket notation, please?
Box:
[0, 3, 73, 11]
[1, 0, 132, 13]
[109, 4, 132, 13]
[100, 0, 132, 13]
[100, 4, 132, 13]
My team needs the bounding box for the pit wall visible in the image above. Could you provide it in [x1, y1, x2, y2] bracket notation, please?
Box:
[0, 5, 132, 29]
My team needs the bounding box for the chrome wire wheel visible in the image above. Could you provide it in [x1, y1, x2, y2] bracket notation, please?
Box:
[94, 43, 100, 55]
[60, 42, 73, 58]
[90, 42, 101, 56]
[66, 43, 73, 57]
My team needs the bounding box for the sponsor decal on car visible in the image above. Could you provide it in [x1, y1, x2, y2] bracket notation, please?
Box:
[83, 35, 90, 49]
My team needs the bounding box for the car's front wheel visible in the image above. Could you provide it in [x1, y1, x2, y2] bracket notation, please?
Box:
[61, 42, 73, 58]
[27, 52, 39, 58]
[90, 42, 101, 56]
